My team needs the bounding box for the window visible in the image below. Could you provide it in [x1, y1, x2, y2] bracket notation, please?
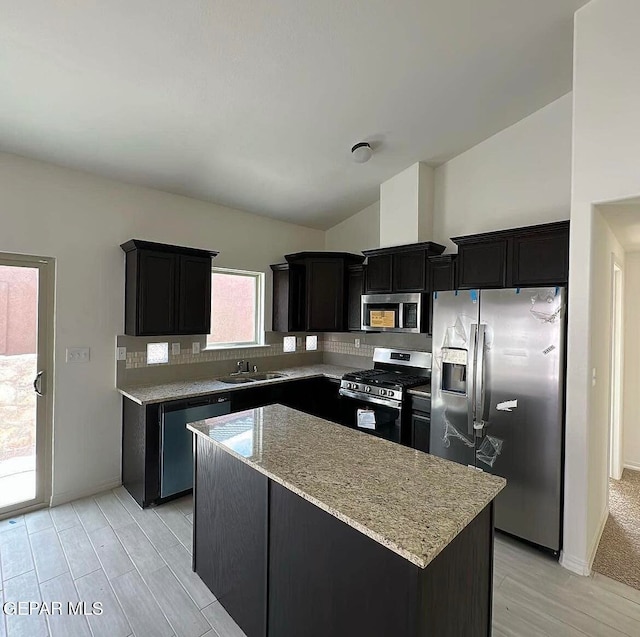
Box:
[207, 267, 264, 348]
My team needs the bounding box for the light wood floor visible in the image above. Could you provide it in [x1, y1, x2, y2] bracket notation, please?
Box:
[0, 488, 639, 637]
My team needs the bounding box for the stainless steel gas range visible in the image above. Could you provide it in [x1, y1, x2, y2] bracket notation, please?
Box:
[338, 348, 431, 444]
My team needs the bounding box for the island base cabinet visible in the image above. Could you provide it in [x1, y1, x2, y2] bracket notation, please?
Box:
[269, 483, 493, 637]
[193, 438, 268, 637]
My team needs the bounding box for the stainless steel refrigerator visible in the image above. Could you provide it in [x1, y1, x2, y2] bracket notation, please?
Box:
[430, 287, 565, 553]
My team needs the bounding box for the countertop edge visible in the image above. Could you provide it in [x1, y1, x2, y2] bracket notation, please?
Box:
[117, 368, 347, 406]
[187, 420, 504, 570]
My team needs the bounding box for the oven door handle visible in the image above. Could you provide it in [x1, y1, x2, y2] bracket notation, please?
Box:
[339, 388, 402, 411]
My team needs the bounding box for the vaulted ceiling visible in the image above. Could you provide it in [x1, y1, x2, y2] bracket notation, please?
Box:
[0, 1, 588, 229]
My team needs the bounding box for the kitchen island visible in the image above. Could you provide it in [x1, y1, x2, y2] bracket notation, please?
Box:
[187, 404, 505, 637]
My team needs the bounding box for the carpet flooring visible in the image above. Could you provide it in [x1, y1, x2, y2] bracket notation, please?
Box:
[593, 469, 640, 590]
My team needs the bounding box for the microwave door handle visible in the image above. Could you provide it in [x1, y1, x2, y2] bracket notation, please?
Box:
[398, 303, 404, 329]
[467, 323, 478, 436]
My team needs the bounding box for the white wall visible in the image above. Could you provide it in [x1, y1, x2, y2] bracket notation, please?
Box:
[325, 201, 379, 253]
[563, 0, 640, 575]
[587, 210, 625, 547]
[433, 93, 572, 249]
[0, 152, 324, 505]
[623, 251, 640, 471]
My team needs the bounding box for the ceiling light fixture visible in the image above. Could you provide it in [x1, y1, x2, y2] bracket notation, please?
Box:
[351, 142, 373, 163]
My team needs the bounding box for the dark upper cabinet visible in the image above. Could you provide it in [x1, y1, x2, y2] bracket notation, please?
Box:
[270, 263, 305, 332]
[428, 254, 457, 291]
[121, 240, 218, 336]
[305, 258, 345, 332]
[452, 221, 569, 290]
[363, 242, 446, 294]
[510, 224, 570, 286]
[347, 264, 365, 331]
[365, 255, 393, 293]
[456, 240, 508, 289]
[177, 254, 213, 334]
[393, 250, 426, 292]
[271, 252, 365, 333]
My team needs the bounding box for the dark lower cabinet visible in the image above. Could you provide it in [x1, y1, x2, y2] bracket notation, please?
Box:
[411, 395, 431, 453]
[194, 438, 268, 637]
[122, 399, 161, 508]
[193, 437, 495, 637]
[412, 413, 431, 453]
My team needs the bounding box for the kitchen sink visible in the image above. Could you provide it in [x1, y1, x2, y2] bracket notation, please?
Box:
[247, 372, 286, 381]
[217, 376, 256, 384]
[217, 372, 287, 384]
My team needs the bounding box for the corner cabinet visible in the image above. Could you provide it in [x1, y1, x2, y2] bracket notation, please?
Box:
[363, 242, 446, 294]
[271, 252, 365, 332]
[121, 240, 218, 336]
[452, 221, 569, 290]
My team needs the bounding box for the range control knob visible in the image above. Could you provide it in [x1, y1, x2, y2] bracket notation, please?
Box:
[365, 386, 371, 393]
[379, 389, 387, 397]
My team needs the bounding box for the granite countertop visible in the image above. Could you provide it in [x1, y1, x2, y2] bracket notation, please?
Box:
[407, 383, 431, 398]
[117, 364, 360, 405]
[188, 404, 505, 569]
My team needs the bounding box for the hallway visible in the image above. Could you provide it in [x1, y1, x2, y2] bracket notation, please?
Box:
[593, 470, 640, 591]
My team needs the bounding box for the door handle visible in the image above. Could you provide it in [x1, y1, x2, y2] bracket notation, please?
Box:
[467, 323, 478, 436]
[33, 370, 45, 397]
[474, 324, 487, 435]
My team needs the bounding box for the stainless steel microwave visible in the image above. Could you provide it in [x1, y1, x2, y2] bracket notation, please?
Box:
[360, 293, 425, 333]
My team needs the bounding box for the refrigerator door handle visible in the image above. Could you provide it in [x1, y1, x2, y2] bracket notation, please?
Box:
[467, 323, 478, 436]
[474, 323, 487, 434]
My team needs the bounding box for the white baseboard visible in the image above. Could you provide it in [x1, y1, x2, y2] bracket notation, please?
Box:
[624, 462, 640, 472]
[49, 478, 122, 507]
[560, 505, 609, 577]
[559, 552, 591, 576]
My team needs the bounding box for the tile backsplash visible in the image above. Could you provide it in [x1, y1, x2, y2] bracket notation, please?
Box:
[116, 330, 432, 386]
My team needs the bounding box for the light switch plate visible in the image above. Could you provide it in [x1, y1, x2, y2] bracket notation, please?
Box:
[171, 343, 181, 356]
[116, 346, 127, 361]
[192, 342, 200, 355]
[67, 347, 90, 363]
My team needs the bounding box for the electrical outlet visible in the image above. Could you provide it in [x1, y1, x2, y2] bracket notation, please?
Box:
[171, 343, 181, 356]
[354, 338, 361, 349]
[192, 342, 201, 355]
[66, 347, 90, 363]
[116, 346, 127, 361]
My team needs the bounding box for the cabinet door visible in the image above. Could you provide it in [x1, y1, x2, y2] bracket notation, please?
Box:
[411, 413, 430, 453]
[392, 250, 426, 292]
[194, 438, 268, 637]
[177, 254, 212, 334]
[137, 250, 177, 335]
[272, 265, 305, 332]
[429, 258, 456, 291]
[511, 229, 569, 286]
[347, 266, 364, 331]
[306, 259, 345, 331]
[365, 255, 393, 293]
[457, 241, 507, 289]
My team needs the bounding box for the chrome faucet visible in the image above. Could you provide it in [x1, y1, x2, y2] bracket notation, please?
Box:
[236, 360, 250, 374]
